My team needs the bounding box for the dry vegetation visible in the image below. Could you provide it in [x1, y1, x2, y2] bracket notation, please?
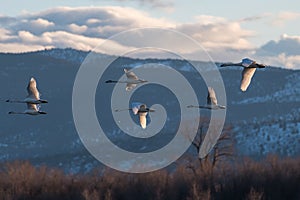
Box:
[0, 155, 299, 199]
[1, 120, 299, 199]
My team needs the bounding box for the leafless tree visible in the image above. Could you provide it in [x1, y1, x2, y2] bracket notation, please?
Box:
[183, 117, 234, 174]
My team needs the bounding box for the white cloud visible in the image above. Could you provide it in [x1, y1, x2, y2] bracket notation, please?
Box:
[255, 34, 300, 69]
[272, 11, 300, 26]
[30, 18, 55, 28]
[1, 6, 299, 69]
[86, 18, 102, 25]
[0, 43, 53, 53]
[0, 28, 17, 41]
[177, 15, 255, 50]
[257, 34, 300, 56]
[0, 6, 176, 53]
[16, 30, 134, 53]
[277, 53, 300, 69]
[18, 30, 40, 43]
[111, 0, 174, 9]
[281, 34, 300, 43]
[68, 23, 88, 33]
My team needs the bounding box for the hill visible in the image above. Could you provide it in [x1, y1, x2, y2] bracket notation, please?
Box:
[0, 48, 299, 173]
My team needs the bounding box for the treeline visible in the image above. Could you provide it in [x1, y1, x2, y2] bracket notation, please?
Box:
[0, 155, 299, 200]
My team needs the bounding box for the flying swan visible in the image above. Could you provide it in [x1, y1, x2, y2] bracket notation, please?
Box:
[220, 58, 266, 92]
[187, 87, 226, 110]
[6, 77, 48, 104]
[105, 69, 147, 91]
[115, 102, 155, 129]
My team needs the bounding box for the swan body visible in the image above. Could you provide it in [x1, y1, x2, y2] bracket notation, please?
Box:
[115, 102, 155, 129]
[7, 77, 47, 115]
[220, 58, 266, 92]
[187, 87, 226, 110]
[105, 69, 147, 91]
[6, 77, 48, 104]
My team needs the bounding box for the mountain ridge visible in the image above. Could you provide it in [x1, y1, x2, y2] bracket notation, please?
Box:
[0, 48, 299, 173]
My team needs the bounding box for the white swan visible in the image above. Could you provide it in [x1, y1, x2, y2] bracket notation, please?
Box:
[115, 102, 155, 129]
[220, 58, 266, 92]
[105, 69, 147, 91]
[6, 77, 48, 104]
[187, 87, 226, 110]
[8, 103, 47, 115]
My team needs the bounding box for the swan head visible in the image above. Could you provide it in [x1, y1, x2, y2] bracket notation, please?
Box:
[257, 64, 266, 68]
[40, 100, 48, 103]
[105, 80, 117, 83]
[218, 105, 226, 109]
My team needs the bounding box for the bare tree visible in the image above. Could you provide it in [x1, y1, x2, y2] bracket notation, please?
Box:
[183, 117, 234, 173]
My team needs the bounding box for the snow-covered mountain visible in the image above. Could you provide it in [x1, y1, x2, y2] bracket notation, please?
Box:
[0, 48, 299, 173]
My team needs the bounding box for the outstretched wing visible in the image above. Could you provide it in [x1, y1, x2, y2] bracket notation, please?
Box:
[124, 69, 138, 80]
[139, 112, 147, 129]
[131, 102, 142, 115]
[241, 68, 256, 92]
[27, 77, 40, 100]
[126, 83, 137, 91]
[207, 87, 218, 106]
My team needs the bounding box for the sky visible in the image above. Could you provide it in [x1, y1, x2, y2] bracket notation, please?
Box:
[0, 0, 300, 69]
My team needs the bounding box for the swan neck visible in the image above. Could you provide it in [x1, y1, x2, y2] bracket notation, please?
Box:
[7, 100, 25, 103]
[8, 111, 25, 114]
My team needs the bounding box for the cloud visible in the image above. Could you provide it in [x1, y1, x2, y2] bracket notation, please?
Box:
[255, 34, 300, 69]
[177, 15, 255, 50]
[0, 43, 53, 52]
[277, 53, 300, 69]
[0, 6, 175, 52]
[255, 53, 300, 69]
[272, 11, 300, 26]
[110, 0, 174, 9]
[239, 13, 270, 23]
[0, 28, 17, 42]
[257, 34, 300, 56]
[3, 6, 300, 69]
[16, 30, 134, 53]
[30, 18, 55, 28]
[14, 6, 174, 36]
[0, 6, 260, 65]
[0, 16, 16, 25]
[68, 23, 88, 33]
[18, 30, 41, 43]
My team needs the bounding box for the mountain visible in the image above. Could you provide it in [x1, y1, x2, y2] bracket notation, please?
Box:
[0, 48, 299, 173]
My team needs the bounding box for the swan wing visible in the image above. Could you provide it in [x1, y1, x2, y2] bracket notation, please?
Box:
[131, 102, 142, 115]
[139, 112, 147, 129]
[241, 68, 256, 91]
[124, 69, 139, 80]
[207, 87, 218, 105]
[27, 77, 40, 100]
[126, 83, 137, 91]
